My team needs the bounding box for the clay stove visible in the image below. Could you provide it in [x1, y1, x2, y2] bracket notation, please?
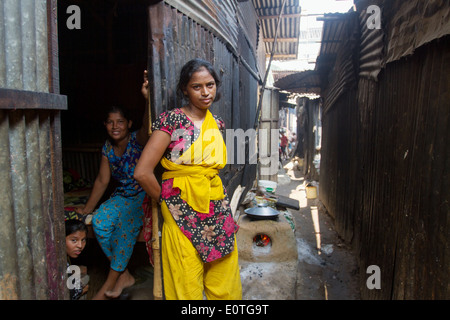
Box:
[237, 212, 298, 300]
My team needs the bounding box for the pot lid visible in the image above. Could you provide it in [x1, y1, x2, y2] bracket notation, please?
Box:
[244, 204, 279, 217]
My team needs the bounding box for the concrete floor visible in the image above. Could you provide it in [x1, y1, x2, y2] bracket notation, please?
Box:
[80, 241, 155, 300]
[80, 159, 360, 300]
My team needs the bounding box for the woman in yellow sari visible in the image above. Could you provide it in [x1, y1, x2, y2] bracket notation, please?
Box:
[134, 59, 242, 300]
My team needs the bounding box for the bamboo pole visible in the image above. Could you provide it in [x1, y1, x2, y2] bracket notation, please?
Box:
[151, 191, 163, 300]
[147, 85, 163, 300]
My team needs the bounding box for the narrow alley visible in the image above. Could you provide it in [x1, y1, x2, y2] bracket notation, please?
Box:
[277, 159, 360, 300]
[0, 0, 447, 302]
[82, 157, 361, 301]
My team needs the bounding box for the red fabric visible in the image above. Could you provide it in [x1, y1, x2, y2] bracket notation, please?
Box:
[142, 195, 154, 266]
[281, 135, 288, 147]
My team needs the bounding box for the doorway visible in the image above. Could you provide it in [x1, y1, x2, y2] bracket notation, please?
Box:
[57, 0, 151, 299]
[58, 0, 148, 146]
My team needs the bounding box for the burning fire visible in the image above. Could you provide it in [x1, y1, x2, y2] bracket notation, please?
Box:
[253, 234, 271, 247]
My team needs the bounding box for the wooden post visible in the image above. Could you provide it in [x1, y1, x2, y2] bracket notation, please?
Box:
[147, 90, 163, 300]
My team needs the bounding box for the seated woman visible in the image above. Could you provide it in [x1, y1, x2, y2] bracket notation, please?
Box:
[75, 71, 151, 299]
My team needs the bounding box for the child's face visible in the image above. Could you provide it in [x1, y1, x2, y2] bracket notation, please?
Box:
[66, 231, 87, 259]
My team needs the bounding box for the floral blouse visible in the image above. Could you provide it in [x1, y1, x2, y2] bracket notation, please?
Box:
[102, 131, 144, 198]
[153, 108, 238, 263]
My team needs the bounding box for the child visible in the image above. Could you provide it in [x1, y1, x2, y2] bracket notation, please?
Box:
[65, 219, 89, 300]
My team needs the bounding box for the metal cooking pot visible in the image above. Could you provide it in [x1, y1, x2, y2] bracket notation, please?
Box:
[244, 204, 279, 220]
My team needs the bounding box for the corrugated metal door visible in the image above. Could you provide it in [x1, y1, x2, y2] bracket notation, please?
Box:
[0, 0, 68, 300]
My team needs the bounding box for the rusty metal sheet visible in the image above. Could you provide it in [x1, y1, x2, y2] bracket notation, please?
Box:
[163, 0, 239, 53]
[0, 109, 67, 300]
[148, 1, 259, 196]
[0, 0, 68, 300]
[384, 0, 450, 63]
[320, 36, 450, 300]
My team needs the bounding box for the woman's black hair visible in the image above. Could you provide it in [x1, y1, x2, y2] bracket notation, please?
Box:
[104, 105, 131, 123]
[176, 58, 222, 102]
[65, 219, 88, 237]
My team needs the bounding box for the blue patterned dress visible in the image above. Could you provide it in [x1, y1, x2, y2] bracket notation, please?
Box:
[92, 131, 145, 272]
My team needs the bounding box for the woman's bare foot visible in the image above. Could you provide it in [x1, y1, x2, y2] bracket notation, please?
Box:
[104, 269, 135, 298]
[92, 284, 112, 300]
[91, 268, 121, 300]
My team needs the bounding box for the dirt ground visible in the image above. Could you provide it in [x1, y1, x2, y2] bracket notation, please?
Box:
[277, 160, 361, 300]
[79, 159, 360, 300]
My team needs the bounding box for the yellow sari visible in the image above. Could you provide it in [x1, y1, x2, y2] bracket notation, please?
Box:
[156, 108, 242, 300]
[160, 109, 227, 213]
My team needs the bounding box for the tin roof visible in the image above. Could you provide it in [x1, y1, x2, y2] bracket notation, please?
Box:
[252, 0, 302, 60]
[272, 69, 321, 94]
[273, 12, 357, 95]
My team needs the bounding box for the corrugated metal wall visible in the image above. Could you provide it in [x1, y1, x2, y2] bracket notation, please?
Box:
[0, 0, 68, 299]
[320, 36, 449, 299]
[300, 98, 321, 182]
[148, 0, 260, 195]
[0, 0, 49, 91]
[319, 87, 359, 240]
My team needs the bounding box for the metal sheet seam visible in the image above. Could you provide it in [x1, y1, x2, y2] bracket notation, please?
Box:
[163, 0, 260, 82]
[163, 0, 238, 53]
